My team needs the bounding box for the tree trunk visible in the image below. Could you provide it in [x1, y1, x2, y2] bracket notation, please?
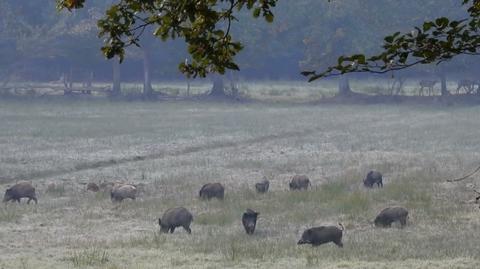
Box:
[86, 71, 93, 88]
[338, 76, 352, 96]
[62, 72, 68, 89]
[68, 67, 73, 89]
[63, 68, 72, 95]
[229, 72, 238, 97]
[111, 60, 121, 96]
[142, 47, 153, 98]
[440, 73, 449, 96]
[209, 76, 227, 97]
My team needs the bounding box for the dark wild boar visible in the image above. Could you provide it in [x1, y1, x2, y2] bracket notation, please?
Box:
[158, 207, 193, 234]
[363, 170, 383, 188]
[110, 184, 137, 202]
[297, 223, 344, 247]
[289, 175, 311, 190]
[199, 183, 224, 200]
[3, 181, 38, 204]
[46, 182, 56, 193]
[255, 178, 269, 193]
[242, 209, 259, 235]
[374, 206, 408, 228]
[87, 182, 100, 192]
[99, 181, 114, 192]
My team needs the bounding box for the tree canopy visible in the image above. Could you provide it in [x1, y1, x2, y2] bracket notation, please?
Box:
[57, 0, 279, 78]
[302, 0, 480, 81]
[56, 0, 480, 81]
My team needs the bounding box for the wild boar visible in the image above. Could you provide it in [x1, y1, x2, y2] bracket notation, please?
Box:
[110, 184, 137, 202]
[242, 209, 259, 235]
[289, 175, 311, 190]
[87, 182, 100, 192]
[199, 183, 224, 200]
[133, 183, 147, 195]
[297, 223, 344, 247]
[374, 206, 409, 228]
[3, 181, 38, 204]
[99, 181, 115, 193]
[363, 170, 383, 188]
[46, 182, 57, 193]
[255, 179, 269, 193]
[158, 207, 193, 234]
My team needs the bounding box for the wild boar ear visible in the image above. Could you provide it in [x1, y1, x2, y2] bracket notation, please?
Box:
[158, 218, 162, 225]
[246, 208, 256, 214]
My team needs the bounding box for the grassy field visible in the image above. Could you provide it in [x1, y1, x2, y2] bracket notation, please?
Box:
[0, 94, 480, 269]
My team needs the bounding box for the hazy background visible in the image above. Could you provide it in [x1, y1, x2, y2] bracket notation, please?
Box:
[0, 0, 476, 83]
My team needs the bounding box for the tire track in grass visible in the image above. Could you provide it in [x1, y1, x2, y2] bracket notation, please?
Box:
[0, 127, 319, 183]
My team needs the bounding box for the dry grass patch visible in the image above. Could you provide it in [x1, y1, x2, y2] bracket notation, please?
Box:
[1, 98, 480, 268]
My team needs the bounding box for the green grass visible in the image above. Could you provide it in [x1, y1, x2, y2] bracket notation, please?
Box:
[66, 248, 110, 267]
[0, 206, 22, 222]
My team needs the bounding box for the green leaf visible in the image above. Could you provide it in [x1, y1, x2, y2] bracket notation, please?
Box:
[253, 8, 261, 18]
[423, 22, 434, 31]
[353, 54, 366, 64]
[435, 17, 449, 28]
[213, 30, 225, 37]
[265, 13, 274, 23]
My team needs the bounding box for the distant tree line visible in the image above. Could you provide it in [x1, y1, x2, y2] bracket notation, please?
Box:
[1, 1, 480, 99]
